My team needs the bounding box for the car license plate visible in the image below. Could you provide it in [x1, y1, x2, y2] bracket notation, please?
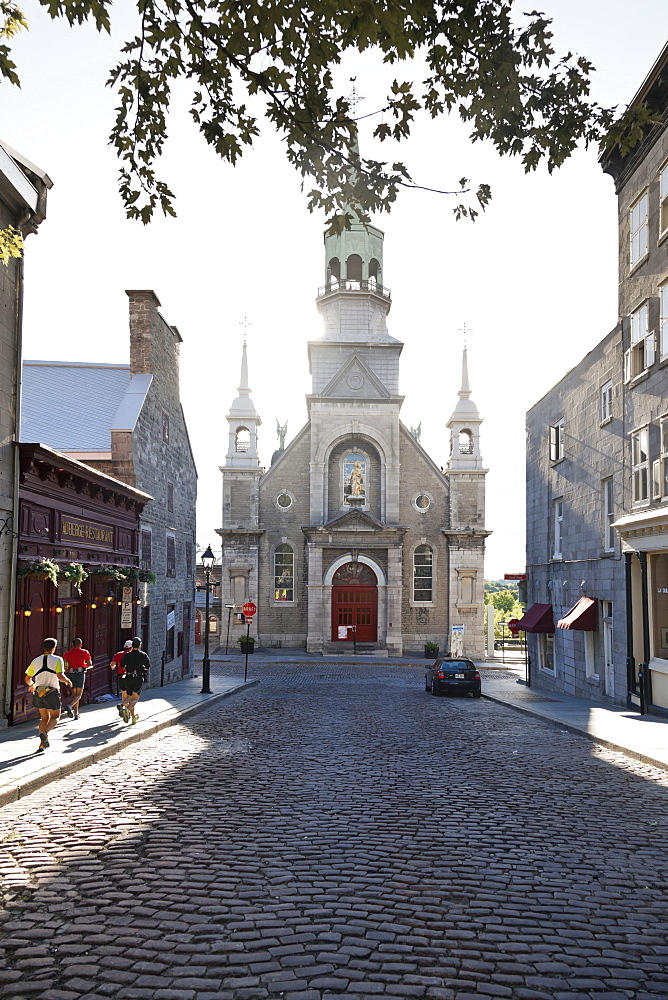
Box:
[455, 673, 465, 679]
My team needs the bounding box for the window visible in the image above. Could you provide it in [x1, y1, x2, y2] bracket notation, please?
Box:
[553, 499, 563, 558]
[661, 282, 668, 358]
[662, 417, 668, 498]
[632, 426, 649, 504]
[186, 540, 193, 580]
[276, 493, 293, 509]
[166, 534, 176, 577]
[539, 633, 555, 673]
[162, 412, 170, 444]
[625, 303, 654, 380]
[603, 478, 615, 552]
[414, 494, 431, 512]
[661, 162, 668, 237]
[600, 381, 613, 422]
[274, 544, 294, 601]
[346, 254, 362, 281]
[458, 429, 474, 454]
[653, 460, 662, 500]
[167, 482, 174, 513]
[584, 631, 597, 679]
[343, 453, 366, 505]
[328, 257, 340, 281]
[166, 604, 175, 660]
[141, 605, 150, 653]
[413, 545, 433, 602]
[141, 529, 152, 570]
[549, 420, 564, 462]
[630, 191, 648, 267]
[235, 427, 250, 452]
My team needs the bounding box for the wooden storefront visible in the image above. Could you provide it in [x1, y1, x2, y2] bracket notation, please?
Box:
[11, 444, 151, 725]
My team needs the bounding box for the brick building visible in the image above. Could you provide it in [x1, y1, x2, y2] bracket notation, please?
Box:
[21, 291, 197, 685]
[218, 212, 489, 656]
[0, 140, 51, 726]
[524, 43, 668, 710]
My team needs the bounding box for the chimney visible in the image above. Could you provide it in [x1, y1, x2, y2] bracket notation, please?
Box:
[126, 289, 162, 375]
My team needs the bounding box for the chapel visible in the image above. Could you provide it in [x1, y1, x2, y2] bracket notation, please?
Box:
[217, 207, 489, 656]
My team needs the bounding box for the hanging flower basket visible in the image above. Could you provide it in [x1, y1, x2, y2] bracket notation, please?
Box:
[119, 567, 157, 585]
[58, 562, 88, 595]
[87, 564, 124, 581]
[18, 557, 60, 587]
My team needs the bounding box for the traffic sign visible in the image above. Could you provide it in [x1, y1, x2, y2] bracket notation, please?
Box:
[242, 601, 257, 618]
[507, 617, 521, 634]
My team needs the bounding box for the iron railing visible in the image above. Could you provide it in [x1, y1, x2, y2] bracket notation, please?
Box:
[318, 278, 391, 299]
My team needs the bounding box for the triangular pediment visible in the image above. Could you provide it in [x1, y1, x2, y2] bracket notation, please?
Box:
[324, 508, 385, 531]
[320, 352, 390, 400]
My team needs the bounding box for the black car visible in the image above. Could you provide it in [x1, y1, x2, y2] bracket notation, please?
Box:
[425, 657, 481, 697]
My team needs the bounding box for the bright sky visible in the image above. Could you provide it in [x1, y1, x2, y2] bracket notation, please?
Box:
[3, 2, 668, 579]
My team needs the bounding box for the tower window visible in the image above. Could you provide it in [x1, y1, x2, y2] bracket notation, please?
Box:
[328, 257, 340, 281]
[343, 453, 367, 505]
[346, 254, 362, 282]
[458, 429, 474, 454]
[369, 258, 380, 282]
[274, 544, 294, 601]
[235, 427, 250, 452]
[413, 545, 433, 603]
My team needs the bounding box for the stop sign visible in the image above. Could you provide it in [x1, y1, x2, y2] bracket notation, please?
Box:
[242, 601, 257, 618]
[507, 617, 521, 634]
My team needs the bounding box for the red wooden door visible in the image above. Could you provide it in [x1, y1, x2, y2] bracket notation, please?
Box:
[331, 563, 377, 642]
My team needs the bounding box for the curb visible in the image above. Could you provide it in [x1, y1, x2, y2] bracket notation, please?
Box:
[481, 691, 668, 774]
[0, 679, 259, 808]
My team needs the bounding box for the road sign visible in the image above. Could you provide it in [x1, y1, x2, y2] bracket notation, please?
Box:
[504, 573, 527, 580]
[507, 617, 521, 634]
[242, 601, 257, 618]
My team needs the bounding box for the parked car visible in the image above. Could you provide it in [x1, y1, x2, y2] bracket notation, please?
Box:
[425, 657, 481, 697]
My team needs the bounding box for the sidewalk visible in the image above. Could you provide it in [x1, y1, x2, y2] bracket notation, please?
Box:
[479, 663, 668, 772]
[0, 670, 256, 807]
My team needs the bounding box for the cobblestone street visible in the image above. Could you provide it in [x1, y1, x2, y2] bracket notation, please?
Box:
[2, 661, 668, 1000]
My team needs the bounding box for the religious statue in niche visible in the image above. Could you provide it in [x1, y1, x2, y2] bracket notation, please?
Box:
[344, 453, 366, 505]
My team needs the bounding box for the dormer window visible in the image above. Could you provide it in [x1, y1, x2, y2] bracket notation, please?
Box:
[343, 453, 366, 505]
[458, 429, 474, 454]
[235, 427, 250, 453]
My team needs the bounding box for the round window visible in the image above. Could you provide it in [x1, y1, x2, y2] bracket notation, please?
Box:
[415, 494, 431, 511]
[276, 493, 293, 509]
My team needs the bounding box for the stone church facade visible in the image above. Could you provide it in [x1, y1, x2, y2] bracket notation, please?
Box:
[218, 212, 488, 656]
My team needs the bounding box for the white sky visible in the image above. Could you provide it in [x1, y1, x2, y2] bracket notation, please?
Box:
[3, 1, 668, 579]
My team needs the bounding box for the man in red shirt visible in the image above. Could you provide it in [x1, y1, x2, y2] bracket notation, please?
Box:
[62, 638, 92, 720]
[110, 640, 133, 720]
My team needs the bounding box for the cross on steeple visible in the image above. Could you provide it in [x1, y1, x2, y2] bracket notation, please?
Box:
[239, 316, 252, 345]
[458, 321, 471, 348]
[347, 77, 365, 114]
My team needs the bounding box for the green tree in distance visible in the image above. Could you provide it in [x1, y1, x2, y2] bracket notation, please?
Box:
[0, 0, 659, 262]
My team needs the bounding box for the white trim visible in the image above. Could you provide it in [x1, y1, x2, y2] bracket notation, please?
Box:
[412, 492, 433, 513]
[324, 553, 387, 587]
[275, 491, 294, 511]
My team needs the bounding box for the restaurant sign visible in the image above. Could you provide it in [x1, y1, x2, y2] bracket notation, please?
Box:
[60, 518, 114, 546]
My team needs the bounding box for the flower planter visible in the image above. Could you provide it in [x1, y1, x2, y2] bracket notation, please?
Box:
[239, 641, 255, 654]
[424, 645, 439, 658]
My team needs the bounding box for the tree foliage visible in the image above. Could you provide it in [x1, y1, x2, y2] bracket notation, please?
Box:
[0, 0, 660, 254]
[0, 225, 24, 265]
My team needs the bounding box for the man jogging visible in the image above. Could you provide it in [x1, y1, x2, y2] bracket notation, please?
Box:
[62, 638, 92, 719]
[120, 637, 150, 724]
[110, 640, 133, 719]
[25, 638, 73, 751]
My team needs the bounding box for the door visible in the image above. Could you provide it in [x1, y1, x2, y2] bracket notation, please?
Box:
[603, 614, 614, 698]
[331, 563, 378, 642]
[182, 602, 191, 676]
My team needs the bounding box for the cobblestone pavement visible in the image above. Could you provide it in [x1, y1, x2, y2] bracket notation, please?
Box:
[2, 660, 668, 1000]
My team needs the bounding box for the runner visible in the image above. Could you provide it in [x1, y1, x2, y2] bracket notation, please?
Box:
[120, 637, 150, 724]
[110, 640, 133, 720]
[62, 638, 93, 719]
[24, 638, 73, 752]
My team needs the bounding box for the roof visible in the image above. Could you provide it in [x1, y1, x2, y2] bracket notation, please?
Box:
[21, 361, 152, 451]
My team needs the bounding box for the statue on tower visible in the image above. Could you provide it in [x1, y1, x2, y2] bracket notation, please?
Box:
[276, 419, 288, 451]
[410, 422, 422, 443]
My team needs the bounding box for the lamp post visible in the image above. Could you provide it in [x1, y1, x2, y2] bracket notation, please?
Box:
[198, 545, 217, 694]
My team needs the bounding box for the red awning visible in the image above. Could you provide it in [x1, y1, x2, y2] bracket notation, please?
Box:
[515, 603, 555, 634]
[557, 597, 598, 631]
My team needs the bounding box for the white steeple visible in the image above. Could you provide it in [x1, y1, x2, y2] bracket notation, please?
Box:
[224, 341, 262, 468]
[447, 347, 484, 470]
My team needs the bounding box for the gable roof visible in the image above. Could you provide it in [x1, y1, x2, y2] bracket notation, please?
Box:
[21, 361, 152, 452]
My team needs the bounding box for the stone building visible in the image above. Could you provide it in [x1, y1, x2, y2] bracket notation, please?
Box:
[218, 213, 489, 656]
[0, 140, 51, 726]
[524, 42, 668, 711]
[21, 291, 197, 685]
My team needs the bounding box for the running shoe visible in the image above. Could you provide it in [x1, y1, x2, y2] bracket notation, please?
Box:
[39, 733, 49, 749]
[63, 705, 74, 719]
[73, 712, 79, 720]
[122, 707, 130, 723]
[116, 704, 124, 718]
[131, 714, 139, 725]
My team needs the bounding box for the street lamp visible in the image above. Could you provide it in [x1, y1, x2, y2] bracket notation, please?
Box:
[198, 544, 218, 694]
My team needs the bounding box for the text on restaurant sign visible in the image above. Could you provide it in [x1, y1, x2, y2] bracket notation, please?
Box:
[61, 519, 114, 545]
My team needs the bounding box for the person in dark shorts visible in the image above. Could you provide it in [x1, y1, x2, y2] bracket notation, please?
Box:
[25, 638, 73, 751]
[62, 638, 92, 719]
[120, 637, 150, 724]
[110, 640, 133, 719]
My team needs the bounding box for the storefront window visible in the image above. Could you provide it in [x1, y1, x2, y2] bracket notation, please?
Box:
[652, 552, 668, 660]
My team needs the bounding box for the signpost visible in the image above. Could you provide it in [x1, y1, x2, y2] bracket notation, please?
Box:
[242, 602, 256, 682]
[504, 574, 527, 581]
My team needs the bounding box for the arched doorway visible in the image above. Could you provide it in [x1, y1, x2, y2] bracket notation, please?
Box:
[331, 562, 378, 642]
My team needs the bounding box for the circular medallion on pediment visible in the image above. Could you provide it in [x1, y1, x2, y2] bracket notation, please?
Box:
[347, 373, 364, 391]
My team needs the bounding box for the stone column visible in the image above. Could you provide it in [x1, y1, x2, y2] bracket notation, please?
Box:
[386, 546, 403, 656]
[306, 544, 324, 653]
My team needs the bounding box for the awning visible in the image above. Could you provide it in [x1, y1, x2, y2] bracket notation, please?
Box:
[557, 597, 598, 631]
[515, 603, 554, 634]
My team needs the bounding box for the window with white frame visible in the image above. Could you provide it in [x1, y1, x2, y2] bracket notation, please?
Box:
[584, 631, 597, 679]
[661, 417, 668, 499]
[539, 633, 555, 673]
[549, 420, 564, 462]
[600, 380, 613, 422]
[661, 162, 668, 238]
[661, 282, 668, 359]
[632, 426, 649, 504]
[553, 499, 563, 559]
[625, 302, 655, 380]
[653, 460, 662, 500]
[274, 544, 294, 601]
[413, 545, 433, 602]
[630, 191, 648, 267]
[603, 478, 615, 552]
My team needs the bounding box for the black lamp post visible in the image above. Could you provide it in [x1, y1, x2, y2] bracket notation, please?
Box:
[198, 544, 217, 694]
